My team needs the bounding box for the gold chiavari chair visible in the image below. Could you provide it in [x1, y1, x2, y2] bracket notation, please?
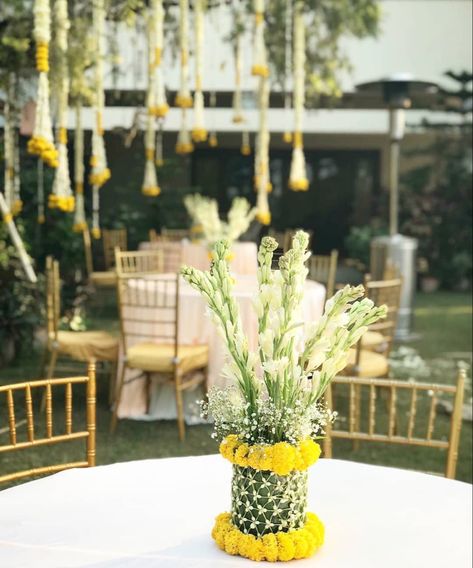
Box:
[160, 228, 189, 242]
[115, 248, 165, 276]
[82, 227, 117, 288]
[111, 274, 209, 439]
[102, 228, 127, 270]
[141, 241, 184, 273]
[345, 276, 403, 378]
[323, 372, 466, 479]
[309, 250, 339, 299]
[0, 362, 96, 485]
[44, 258, 118, 394]
[149, 228, 160, 243]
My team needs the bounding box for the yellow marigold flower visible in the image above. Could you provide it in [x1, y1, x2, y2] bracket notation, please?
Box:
[261, 533, 279, 562]
[292, 532, 309, 559]
[272, 442, 296, 476]
[234, 443, 249, 467]
[299, 439, 321, 469]
[247, 446, 272, 471]
[223, 529, 240, 555]
[276, 532, 296, 561]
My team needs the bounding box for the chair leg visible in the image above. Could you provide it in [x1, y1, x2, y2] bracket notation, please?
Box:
[110, 363, 127, 434]
[353, 384, 362, 451]
[145, 373, 152, 415]
[41, 348, 58, 412]
[108, 359, 118, 407]
[174, 375, 186, 441]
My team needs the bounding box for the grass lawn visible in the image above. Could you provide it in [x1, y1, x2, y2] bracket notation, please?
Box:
[1, 291, 472, 489]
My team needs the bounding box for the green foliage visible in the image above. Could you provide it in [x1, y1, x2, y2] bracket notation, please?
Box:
[0, 222, 44, 360]
[400, 128, 473, 289]
[344, 221, 387, 270]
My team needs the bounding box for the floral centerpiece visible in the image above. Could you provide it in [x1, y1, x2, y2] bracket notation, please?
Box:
[184, 194, 256, 251]
[181, 232, 386, 562]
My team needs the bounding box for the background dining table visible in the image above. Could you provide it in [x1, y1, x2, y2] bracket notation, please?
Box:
[116, 274, 326, 422]
[0, 456, 471, 567]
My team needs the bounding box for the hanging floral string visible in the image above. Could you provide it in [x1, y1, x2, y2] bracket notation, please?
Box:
[150, 0, 169, 119]
[232, 5, 244, 124]
[142, 7, 161, 196]
[89, 0, 111, 239]
[37, 159, 45, 224]
[208, 90, 218, 147]
[289, 1, 309, 191]
[176, 108, 194, 154]
[175, 0, 192, 109]
[73, 103, 87, 232]
[283, 0, 293, 144]
[241, 129, 251, 156]
[255, 77, 271, 225]
[192, 0, 207, 143]
[252, 0, 269, 78]
[155, 120, 164, 166]
[28, 0, 58, 168]
[49, 0, 74, 213]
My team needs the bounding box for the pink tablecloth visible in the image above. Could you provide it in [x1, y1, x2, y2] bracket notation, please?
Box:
[116, 274, 326, 422]
[139, 240, 258, 275]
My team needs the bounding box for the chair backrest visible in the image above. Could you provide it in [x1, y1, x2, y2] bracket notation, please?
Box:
[160, 228, 189, 242]
[323, 372, 466, 479]
[115, 248, 165, 276]
[82, 226, 94, 276]
[309, 250, 338, 298]
[149, 228, 159, 243]
[0, 362, 96, 484]
[45, 256, 61, 344]
[363, 275, 402, 357]
[102, 229, 127, 270]
[116, 274, 179, 357]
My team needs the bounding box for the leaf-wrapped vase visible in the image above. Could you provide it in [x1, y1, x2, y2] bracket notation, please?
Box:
[212, 436, 325, 562]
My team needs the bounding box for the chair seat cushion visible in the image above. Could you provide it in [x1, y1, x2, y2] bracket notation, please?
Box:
[361, 331, 386, 351]
[91, 271, 116, 287]
[57, 331, 119, 362]
[127, 343, 209, 375]
[347, 348, 389, 378]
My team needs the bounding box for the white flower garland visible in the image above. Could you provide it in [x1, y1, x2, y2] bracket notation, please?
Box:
[255, 77, 271, 225]
[142, 7, 161, 197]
[175, 0, 193, 109]
[49, 0, 74, 213]
[89, 0, 111, 239]
[175, 108, 194, 155]
[283, 0, 293, 144]
[192, 0, 207, 142]
[252, 0, 269, 78]
[150, 0, 169, 119]
[232, 6, 244, 124]
[28, 0, 58, 168]
[289, 1, 309, 191]
[73, 103, 87, 232]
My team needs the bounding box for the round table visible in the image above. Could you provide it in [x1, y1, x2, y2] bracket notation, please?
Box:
[0, 456, 470, 567]
[116, 275, 326, 421]
[139, 241, 258, 276]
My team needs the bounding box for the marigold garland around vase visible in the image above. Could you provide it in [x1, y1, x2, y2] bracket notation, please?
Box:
[181, 233, 387, 562]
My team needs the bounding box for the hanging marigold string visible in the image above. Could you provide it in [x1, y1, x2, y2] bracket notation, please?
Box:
[283, 0, 293, 144]
[73, 103, 87, 232]
[150, 0, 169, 119]
[49, 0, 74, 213]
[28, 0, 58, 168]
[289, 1, 309, 191]
[142, 6, 161, 197]
[252, 0, 269, 78]
[192, 0, 207, 143]
[89, 0, 111, 239]
[255, 76, 271, 225]
[175, 0, 193, 109]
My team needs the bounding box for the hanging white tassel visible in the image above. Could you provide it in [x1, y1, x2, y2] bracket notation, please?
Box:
[28, 0, 58, 168]
[155, 122, 164, 166]
[241, 129, 251, 156]
[176, 108, 194, 154]
[150, 0, 169, 118]
[289, 1, 309, 191]
[142, 113, 160, 196]
[192, 0, 207, 142]
[175, 0, 193, 109]
[252, 0, 269, 78]
[73, 103, 87, 232]
[255, 77, 271, 225]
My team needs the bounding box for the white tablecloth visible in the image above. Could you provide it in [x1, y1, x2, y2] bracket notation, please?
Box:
[139, 241, 258, 276]
[116, 275, 326, 421]
[0, 457, 471, 568]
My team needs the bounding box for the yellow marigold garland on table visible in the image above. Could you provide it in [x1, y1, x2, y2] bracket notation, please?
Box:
[289, 1, 309, 192]
[252, 0, 269, 78]
[191, 0, 207, 143]
[175, 0, 192, 109]
[28, 0, 58, 168]
[89, 0, 111, 239]
[220, 435, 321, 476]
[49, 0, 74, 213]
[73, 103, 87, 232]
[212, 511, 324, 562]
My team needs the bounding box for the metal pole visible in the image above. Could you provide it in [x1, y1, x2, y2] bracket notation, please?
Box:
[388, 108, 405, 236]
